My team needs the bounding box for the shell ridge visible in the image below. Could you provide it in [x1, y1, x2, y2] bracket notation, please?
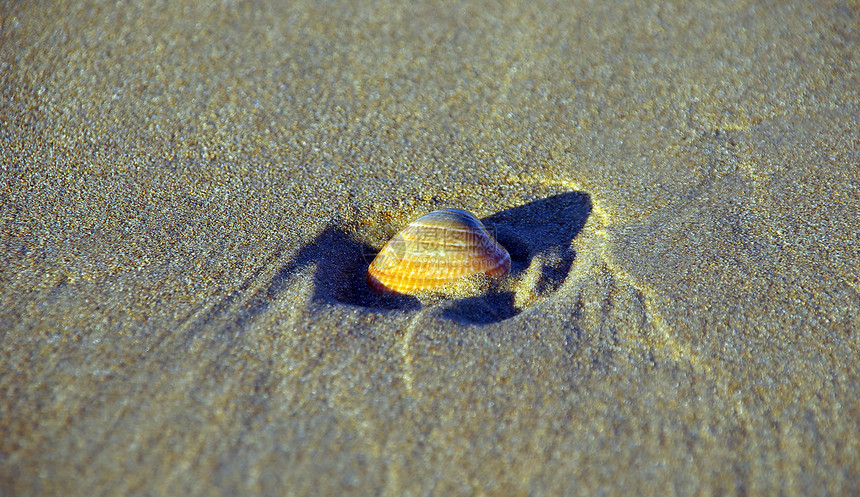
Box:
[367, 209, 511, 295]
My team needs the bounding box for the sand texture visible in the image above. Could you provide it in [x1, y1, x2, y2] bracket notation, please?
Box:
[2, 0, 859, 495]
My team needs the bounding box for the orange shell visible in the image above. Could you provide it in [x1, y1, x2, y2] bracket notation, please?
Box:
[367, 208, 511, 295]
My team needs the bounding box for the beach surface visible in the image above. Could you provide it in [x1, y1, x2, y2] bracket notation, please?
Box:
[2, 0, 859, 495]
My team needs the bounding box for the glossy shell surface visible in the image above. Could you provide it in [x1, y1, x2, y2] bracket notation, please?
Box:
[367, 208, 511, 295]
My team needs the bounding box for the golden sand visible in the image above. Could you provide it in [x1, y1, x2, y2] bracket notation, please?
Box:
[2, 1, 859, 495]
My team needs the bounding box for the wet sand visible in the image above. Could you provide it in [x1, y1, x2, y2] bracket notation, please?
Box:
[2, 0, 859, 495]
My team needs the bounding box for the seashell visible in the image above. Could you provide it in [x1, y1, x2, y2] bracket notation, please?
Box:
[367, 208, 511, 295]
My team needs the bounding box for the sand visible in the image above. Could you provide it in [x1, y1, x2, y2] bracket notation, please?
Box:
[2, 0, 859, 495]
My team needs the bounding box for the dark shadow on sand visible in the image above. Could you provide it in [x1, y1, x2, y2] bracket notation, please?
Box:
[442, 191, 592, 324]
[302, 226, 421, 310]
[440, 291, 520, 325]
[238, 191, 590, 328]
[234, 226, 420, 329]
